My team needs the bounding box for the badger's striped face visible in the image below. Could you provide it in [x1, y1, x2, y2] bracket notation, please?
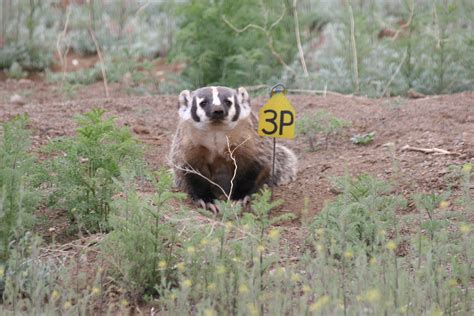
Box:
[178, 86, 250, 130]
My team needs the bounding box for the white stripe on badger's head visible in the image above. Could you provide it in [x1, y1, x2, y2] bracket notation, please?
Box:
[227, 94, 236, 120]
[212, 87, 221, 106]
[194, 95, 207, 122]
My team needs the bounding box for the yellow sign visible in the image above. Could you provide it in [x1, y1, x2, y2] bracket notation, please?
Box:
[258, 92, 296, 139]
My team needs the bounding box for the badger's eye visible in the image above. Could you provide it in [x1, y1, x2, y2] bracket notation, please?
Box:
[199, 100, 208, 107]
[224, 99, 232, 107]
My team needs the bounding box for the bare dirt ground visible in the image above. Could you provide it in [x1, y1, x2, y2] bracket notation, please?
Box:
[1, 79, 473, 241]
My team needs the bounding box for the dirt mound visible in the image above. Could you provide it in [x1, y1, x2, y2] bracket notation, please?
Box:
[1, 81, 473, 224]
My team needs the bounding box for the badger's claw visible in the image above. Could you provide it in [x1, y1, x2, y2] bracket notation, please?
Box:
[196, 199, 220, 214]
[232, 195, 251, 207]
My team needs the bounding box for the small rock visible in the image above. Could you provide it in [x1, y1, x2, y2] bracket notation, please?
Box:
[18, 78, 33, 85]
[407, 89, 425, 99]
[133, 125, 150, 135]
[10, 94, 26, 105]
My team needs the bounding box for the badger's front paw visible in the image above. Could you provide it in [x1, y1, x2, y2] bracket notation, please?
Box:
[232, 195, 251, 208]
[195, 199, 220, 214]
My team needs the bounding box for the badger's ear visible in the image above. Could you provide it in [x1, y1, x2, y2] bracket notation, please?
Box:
[236, 87, 251, 118]
[178, 90, 192, 120]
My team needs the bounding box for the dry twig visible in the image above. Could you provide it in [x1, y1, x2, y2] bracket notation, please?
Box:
[226, 135, 251, 201]
[293, 0, 308, 76]
[88, 2, 109, 98]
[170, 136, 251, 202]
[345, 0, 360, 94]
[401, 145, 459, 156]
[56, 8, 71, 82]
[380, 49, 408, 97]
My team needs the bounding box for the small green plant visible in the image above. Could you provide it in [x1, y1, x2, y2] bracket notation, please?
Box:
[5, 62, 28, 80]
[0, 115, 40, 263]
[47, 54, 159, 95]
[351, 131, 375, 145]
[103, 169, 186, 298]
[297, 110, 350, 151]
[311, 173, 406, 257]
[45, 109, 143, 233]
[0, 115, 41, 297]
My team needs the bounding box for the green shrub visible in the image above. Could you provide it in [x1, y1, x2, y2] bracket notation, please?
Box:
[0, 115, 42, 298]
[0, 115, 40, 264]
[47, 53, 158, 94]
[171, 0, 300, 87]
[5, 62, 28, 80]
[311, 173, 406, 257]
[290, 0, 474, 96]
[297, 110, 350, 151]
[0, 43, 52, 72]
[44, 109, 143, 233]
[103, 169, 186, 298]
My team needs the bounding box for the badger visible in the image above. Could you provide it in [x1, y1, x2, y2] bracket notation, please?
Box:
[168, 86, 297, 212]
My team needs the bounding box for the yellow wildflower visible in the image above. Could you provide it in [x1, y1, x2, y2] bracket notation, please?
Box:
[63, 301, 72, 309]
[439, 200, 450, 209]
[158, 260, 167, 269]
[276, 267, 286, 277]
[309, 295, 330, 311]
[365, 289, 380, 303]
[316, 228, 324, 237]
[462, 163, 472, 173]
[204, 308, 216, 316]
[357, 288, 380, 303]
[257, 244, 265, 253]
[344, 250, 354, 260]
[315, 243, 323, 252]
[121, 299, 129, 307]
[238, 284, 249, 294]
[302, 285, 312, 294]
[369, 257, 377, 265]
[216, 265, 226, 275]
[386, 241, 397, 251]
[91, 287, 101, 295]
[186, 246, 196, 255]
[447, 278, 458, 287]
[247, 303, 259, 316]
[200, 238, 209, 246]
[268, 228, 280, 240]
[207, 283, 217, 292]
[429, 305, 443, 316]
[399, 305, 408, 313]
[460, 223, 471, 234]
[291, 273, 301, 282]
[176, 262, 185, 272]
[182, 279, 192, 288]
[51, 290, 60, 301]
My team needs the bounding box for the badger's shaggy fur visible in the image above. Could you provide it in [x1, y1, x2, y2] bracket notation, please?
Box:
[168, 86, 297, 210]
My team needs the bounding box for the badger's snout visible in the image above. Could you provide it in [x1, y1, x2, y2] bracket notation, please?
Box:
[210, 105, 226, 120]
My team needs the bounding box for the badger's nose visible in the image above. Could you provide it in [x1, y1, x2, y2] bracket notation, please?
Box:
[211, 106, 225, 120]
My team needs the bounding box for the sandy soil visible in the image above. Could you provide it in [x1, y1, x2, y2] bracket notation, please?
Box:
[1, 79, 473, 238]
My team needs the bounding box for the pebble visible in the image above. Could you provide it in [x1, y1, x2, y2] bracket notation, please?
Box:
[9, 94, 26, 105]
